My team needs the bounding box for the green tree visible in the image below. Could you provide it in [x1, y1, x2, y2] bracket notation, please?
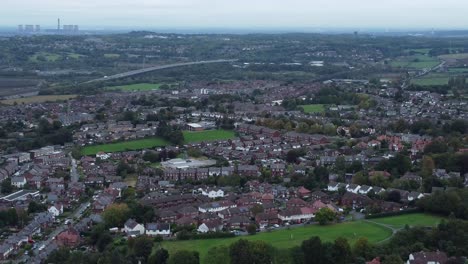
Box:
[302, 236, 324, 264]
[246, 224, 257, 235]
[332, 237, 352, 264]
[353, 237, 374, 260]
[102, 203, 130, 228]
[148, 248, 169, 264]
[132, 236, 154, 263]
[168, 250, 199, 264]
[315, 207, 336, 225]
[382, 254, 404, 264]
[1, 178, 13, 194]
[204, 246, 230, 264]
[149, 248, 169, 264]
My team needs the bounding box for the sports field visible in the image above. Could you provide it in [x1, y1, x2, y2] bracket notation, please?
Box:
[106, 83, 162, 92]
[104, 53, 121, 58]
[29, 52, 61, 62]
[0, 95, 77, 105]
[81, 137, 169, 155]
[183, 130, 236, 143]
[157, 213, 443, 262]
[300, 104, 325, 113]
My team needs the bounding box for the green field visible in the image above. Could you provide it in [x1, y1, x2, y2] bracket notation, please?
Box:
[390, 54, 440, 69]
[300, 104, 325, 113]
[411, 77, 449, 86]
[157, 213, 443, 262]
[439, 53, 468, 60]
[183, 130, 236, 143]
[159, 221, 391, 261]
[67, 53, 86, 59]
[29, 52, 61, 62]
[0, 95, 77, 105]
[447, 67, 468, 73]
[370, 213, 444, 228]
[104, 53, 120, 58]
[82, 137, 169, 155]
[106, 83, 162, 92]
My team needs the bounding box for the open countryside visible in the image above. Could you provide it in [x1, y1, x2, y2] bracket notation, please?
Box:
[158, 213, 444, 262]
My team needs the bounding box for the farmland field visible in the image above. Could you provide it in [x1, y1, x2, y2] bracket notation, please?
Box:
[156, 213, 443, 262]
[439, 53, 468, 60]
[0, 95, 77, 105]
[300, 104, 325, 113]
[183, 130, 236, 143]
[81, 137, 169, 155]
[390, 54, 440, 69]
[411, 77, 449, 86]
[106, 83, 162, 92]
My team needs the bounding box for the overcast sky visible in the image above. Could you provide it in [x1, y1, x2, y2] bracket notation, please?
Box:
[1, 0, 467, 30]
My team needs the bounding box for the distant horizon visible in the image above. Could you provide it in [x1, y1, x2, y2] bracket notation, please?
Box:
[2, 24, 468, 35]
[2, 0, 468, 31]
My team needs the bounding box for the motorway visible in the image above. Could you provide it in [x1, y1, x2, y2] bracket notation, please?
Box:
[85, 59, 238, 83]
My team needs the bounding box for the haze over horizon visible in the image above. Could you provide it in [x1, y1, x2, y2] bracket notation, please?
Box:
[1, 0, 468, 31]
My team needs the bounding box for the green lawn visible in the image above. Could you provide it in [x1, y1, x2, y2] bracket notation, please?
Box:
[439, 53, 468, 60]
[106, 83, 162, 92]
[29, 52, 61, 62]
[104, 53, 120, 58]
[300, 104, 325, 113]
[411, 76, 449, 86]
[81, 137, 169, 155]
[183, 130, 236, 143]
[159, 221, 391, 261]
[67, 53, 85, 59]
[370, 213, 444, 228]
[156, 213, 444, 262]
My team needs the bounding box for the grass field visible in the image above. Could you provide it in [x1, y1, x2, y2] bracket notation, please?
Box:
[104, 53, 120, 58]
[183, 130, 236, 143]
[370, 213, 444, 228]
[300, 104, 325, 113]
[67, 53, 86, 59]
[390, 54, 440, 69]
[157, 213, 443, 262]
[411, 77, 449, 86]
[29, 52, 61, 62]
[0, 95, 77, 105]
[81, 137, 169, 155]
[448, 67, 468, 73]
[159, 221, 391, 261]
[106, 83, 162, 92]
[439, 53, 468, 60]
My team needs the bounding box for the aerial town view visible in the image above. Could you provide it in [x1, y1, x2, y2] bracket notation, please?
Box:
[0, 1, 467, 264]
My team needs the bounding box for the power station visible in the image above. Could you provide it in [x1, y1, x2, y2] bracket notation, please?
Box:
[17, 18, 79, 34]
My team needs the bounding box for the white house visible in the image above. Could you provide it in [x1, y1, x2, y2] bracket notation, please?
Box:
[346, 184, 361, 194]
[124, 219, 145, 236]
[11, 176, 26, 188]
[199, 187, 224, 199]
[198, 201, 236, 213]
[327, 182, 340, 192]
[407, 191, 425, 201]
[48, 203, 64, 217]
[197, 220, 223, 233]
[145, 223, 170, 236]
[278, 207, 315, 222]
[358, 185, 373, 195]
